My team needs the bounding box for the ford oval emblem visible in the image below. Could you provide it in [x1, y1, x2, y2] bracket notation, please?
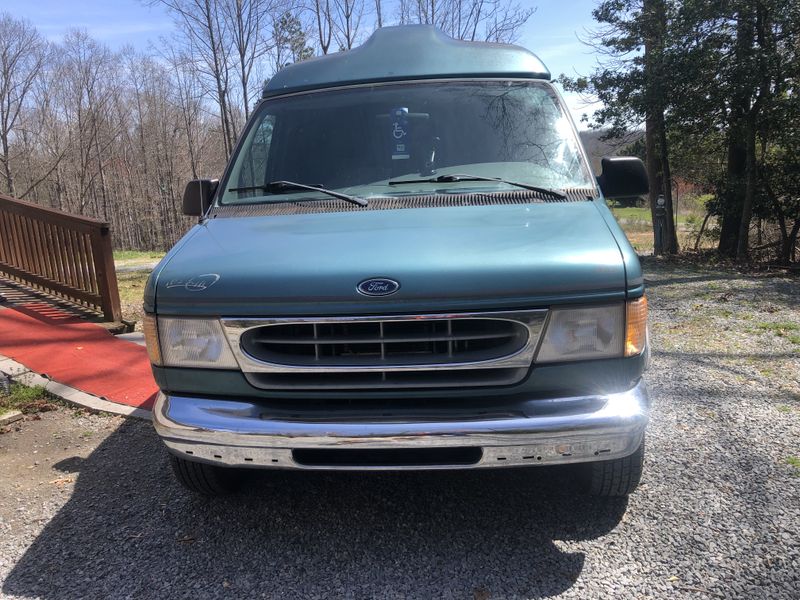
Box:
[357, 278, 400, 297]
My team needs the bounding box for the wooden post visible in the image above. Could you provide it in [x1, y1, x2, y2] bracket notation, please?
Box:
[90, 225, 123, 323]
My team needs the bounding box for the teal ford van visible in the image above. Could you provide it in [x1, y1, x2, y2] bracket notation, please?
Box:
[144, 25, 651, 496]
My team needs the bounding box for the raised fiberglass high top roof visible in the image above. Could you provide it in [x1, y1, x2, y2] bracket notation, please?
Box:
[262, 25, 551, 98]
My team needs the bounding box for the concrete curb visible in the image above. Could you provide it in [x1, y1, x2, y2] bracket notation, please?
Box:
[0, 354, 152, 421]
[0, 409, 23, 426]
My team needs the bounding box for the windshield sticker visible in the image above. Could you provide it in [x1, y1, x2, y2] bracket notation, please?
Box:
[165, 273, 220, 292]
[390, 107, 410, 160]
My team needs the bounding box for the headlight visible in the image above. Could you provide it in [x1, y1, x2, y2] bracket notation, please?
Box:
[144, 316, 237, 369]
[536, 304, 625, 362]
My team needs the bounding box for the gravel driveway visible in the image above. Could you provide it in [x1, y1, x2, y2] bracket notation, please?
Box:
[1, 259, 798, 599]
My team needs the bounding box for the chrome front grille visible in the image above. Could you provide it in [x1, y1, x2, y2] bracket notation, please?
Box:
[223, 310, 547, 390]
[240, 319, 526, 367]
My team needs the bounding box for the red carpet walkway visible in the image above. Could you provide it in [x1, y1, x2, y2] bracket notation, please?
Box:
[0, 302, 157, 410]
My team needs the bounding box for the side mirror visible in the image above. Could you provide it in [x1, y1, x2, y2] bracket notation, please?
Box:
[182, 179, 218, 216]
[596, 157, 649, 200]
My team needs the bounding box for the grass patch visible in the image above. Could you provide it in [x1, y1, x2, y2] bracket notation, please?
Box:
[709, 308, 734, 318]
[756, 322, 800, 345]
[610, 202, 717, 254]
[114, 250, 165, 261]
[117, 271, 150, 303]
[623, 231, 654, 253]
[786, 456, 800, 476]
[610, 206, 700, 226]
[116, 270, 151, 327]
[0, 384, 55, 414]
[611, 206, 652, 223]
[757, 322, 800, 332]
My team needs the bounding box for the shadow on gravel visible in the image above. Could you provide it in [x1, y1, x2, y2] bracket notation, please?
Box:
[3, 420, 627, 599]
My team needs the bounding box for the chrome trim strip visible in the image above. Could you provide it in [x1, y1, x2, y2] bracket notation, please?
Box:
[221, 310, 547, 374]
[153, 380, 649, 470]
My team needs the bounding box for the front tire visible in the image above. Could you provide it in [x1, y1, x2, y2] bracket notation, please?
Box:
[169, 455, 243, 496]
[584, 438, 645, 496]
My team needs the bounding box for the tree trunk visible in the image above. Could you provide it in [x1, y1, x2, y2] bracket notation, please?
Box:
[790, 220, 800, 264]
[718, 7, 755, 258]
[315, 0, 333, 55]
[643, 0, 671, 255]
[657, 116, 679, 253]
[735, 113, 758, 262]
[694, 212, 711, 251]
[0, 132, 15, 196]
[736, 3, 772, 264]
[204, 0, 234, 157]
[718, 120, 747, 257]
[645, 115, 663, 255]
[234, 1, 250, 121]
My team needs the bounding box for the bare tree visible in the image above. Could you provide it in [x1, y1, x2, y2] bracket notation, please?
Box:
[332, 0, 365, 50]
[0, 13, 47, 195]
[150, 0, 239, 157]
[398, 0, 533, 43]
[14, 53, 71, 204]
[162, 45, 206, 178]
[58, 30, 120, 217]
[2, 22, 228, 249]
[311, 0, 334, 54]
[221, 0, 278, 121]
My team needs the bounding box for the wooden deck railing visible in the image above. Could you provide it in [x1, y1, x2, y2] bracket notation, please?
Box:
[0, 193, 122, 322]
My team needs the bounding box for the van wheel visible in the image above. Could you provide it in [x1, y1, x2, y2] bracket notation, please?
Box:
[169, 455, 243, 496]
[584, 438, 645, 496]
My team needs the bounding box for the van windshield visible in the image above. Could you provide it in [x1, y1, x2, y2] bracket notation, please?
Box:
[220, 80, 594, 205]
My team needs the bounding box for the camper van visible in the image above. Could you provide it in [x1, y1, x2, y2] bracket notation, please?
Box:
[144, 25, 651, 496]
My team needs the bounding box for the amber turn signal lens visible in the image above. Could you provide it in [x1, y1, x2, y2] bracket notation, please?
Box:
[625, 296, 648, 357]
[143, 314, 162, 366]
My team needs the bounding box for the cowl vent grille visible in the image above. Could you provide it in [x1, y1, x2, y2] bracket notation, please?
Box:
[211, 188, 594, 218]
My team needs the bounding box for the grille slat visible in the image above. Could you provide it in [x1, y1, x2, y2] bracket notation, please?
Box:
[250, 331, 513, 345]
[240, 318, 527, 368]
[244, 368, 528, 390]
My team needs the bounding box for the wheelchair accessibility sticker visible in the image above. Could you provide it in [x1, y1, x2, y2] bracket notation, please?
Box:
[390, 107, 410, 160]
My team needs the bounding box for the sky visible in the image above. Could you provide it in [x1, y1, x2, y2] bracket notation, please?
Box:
[1, 0, 603, 125]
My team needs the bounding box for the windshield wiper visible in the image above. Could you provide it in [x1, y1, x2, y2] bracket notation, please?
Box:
[228, 180, 368, 207]
[388, 174, 567, 200]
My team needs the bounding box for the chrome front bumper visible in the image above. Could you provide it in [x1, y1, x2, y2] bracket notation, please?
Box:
[153, 380, 649, 470]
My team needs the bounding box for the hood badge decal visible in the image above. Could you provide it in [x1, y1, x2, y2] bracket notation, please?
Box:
[165, 273, 220, 292]
[357, 278, 400, 297]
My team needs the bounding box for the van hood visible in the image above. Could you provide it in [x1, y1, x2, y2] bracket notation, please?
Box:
[149, 202, 632, 316]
